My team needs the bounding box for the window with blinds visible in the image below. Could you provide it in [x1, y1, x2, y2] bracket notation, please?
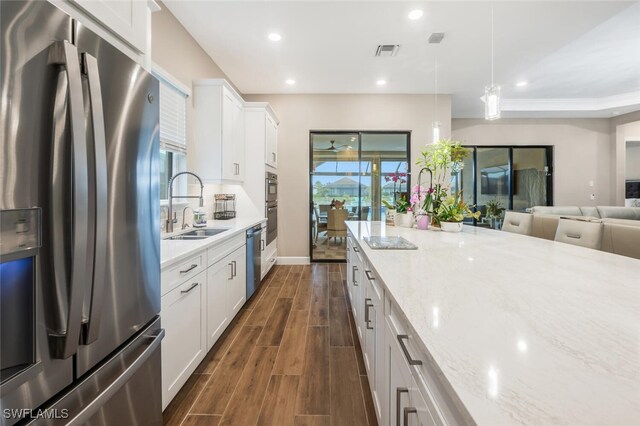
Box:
[159, 82, 187, 152]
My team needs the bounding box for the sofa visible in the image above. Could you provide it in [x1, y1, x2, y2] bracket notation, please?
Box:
[528, 209, 640, 260]
[530, 205, 640, 221]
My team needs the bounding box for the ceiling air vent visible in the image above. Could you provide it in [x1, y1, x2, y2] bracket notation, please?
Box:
[428, 33, 445, 44]
[375, 44, 400, 57]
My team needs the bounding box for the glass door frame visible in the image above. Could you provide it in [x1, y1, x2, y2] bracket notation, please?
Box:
[308, 130, 412, 263]
[459, 145, 554, 224]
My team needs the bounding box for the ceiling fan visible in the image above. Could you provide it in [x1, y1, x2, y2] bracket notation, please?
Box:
[314, 140, 352, 152]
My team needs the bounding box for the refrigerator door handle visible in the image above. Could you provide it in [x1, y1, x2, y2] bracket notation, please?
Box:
[66, 329, 165, 426]
[80, 52, 108, 345]
[47, 41, 90, 360]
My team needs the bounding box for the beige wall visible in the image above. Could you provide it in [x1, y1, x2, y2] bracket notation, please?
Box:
[452, 118, 613, 207]
[244, 94, 451, 258]
[153, 3, 242, 230]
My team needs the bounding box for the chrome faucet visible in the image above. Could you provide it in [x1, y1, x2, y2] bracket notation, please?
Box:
[181, 206, 194, 230]
[166, 171, 204, 234]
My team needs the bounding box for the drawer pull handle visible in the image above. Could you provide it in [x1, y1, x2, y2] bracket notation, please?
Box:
[179, 264, 198, 274]
[353, 246, 360, 253]
[365, 298, 374, 330]
[398, 335, 423, 365]
[404, 407, 418, 426]
[352, 266, 358, 286]
[180, 283, 198, 294]
[365, 270, 375, 281]
[396, 387, 408, 426]
[232, 260, 237, 277]
[228, 263, 233, 280]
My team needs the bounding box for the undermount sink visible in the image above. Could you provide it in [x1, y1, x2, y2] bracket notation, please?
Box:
[164, 228, 229, 241]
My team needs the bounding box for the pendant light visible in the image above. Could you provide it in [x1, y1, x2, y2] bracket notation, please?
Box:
[432, 56, 441, 143]
[485, 3, 501, 120]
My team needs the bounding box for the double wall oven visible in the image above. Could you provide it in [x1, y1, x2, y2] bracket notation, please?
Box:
[266, 172, 277, 245]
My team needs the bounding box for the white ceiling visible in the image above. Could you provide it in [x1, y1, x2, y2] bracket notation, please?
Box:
[164, 1, 640, 118]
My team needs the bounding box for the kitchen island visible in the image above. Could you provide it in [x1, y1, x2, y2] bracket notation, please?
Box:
[346, 221, 640, 425]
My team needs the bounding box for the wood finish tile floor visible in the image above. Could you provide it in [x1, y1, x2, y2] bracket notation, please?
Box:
[163, 264, 378, 426]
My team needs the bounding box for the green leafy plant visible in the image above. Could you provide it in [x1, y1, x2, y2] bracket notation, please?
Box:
[485, 199, 505, 218]
[436, 192, 481, 223]
[383, 194, 410, 213]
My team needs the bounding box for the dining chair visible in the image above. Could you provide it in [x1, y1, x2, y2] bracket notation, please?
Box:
[326, 209, 348, 245]
[314, 205, 327, 244]
[601, 222, 640, 259]
[554, 218, 603, 250]
[501, 211, 533, 236]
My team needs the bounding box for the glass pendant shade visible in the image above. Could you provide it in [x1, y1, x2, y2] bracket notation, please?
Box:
[484, 85, 501, 120]
[432, 121, 441, 143]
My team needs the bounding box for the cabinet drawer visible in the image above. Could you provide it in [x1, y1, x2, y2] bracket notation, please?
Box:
[161, 252, 206, 296]
[207, 233, 245, 266]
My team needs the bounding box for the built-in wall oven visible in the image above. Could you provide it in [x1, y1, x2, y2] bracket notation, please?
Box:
[266, 172, 277, 204]
[265, 172, 277, 245]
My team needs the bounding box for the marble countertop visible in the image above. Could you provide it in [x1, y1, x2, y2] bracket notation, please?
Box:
[346, 221, 640, 425]
[161, 217, 266, 269]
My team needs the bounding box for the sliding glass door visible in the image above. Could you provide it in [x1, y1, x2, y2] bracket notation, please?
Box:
[453, 146, 553, 227]
[310, 132, 410, 261]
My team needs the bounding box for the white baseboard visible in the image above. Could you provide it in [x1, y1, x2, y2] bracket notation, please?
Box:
[277, 256, 310, 265]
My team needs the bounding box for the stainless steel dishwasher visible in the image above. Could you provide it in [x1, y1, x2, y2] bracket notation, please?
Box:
[246, 225, 262, 299]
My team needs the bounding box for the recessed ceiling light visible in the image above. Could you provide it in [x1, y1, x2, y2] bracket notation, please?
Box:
[285, 79, 295, 85]
[376, 79, 387, 86]
[516, 81, 528, 87]
[268, 33, 282, 42]
[408, 9, 424, 20]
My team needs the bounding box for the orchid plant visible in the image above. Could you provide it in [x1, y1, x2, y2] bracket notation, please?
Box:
[382, 163, 408, 212]
[437, 192, 481, 223]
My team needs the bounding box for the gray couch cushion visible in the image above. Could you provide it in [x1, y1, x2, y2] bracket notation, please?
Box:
[530, 206, 583, 216]
[579, 206, 600, 218]
[596, 206, 640, 220]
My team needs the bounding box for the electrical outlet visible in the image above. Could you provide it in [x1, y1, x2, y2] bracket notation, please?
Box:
[590, 194, 596, 200]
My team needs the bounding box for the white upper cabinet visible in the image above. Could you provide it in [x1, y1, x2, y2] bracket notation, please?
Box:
[193, 80, 245, 183]
[69, 0, 149, 54]
[265, 112, 278, 168]
[245, 103, 279, 170]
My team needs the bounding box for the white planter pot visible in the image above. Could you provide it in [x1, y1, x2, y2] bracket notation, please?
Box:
[386, 209, 396, 225]
[440, 221, 463, 233]
[395, 213, 414, 228]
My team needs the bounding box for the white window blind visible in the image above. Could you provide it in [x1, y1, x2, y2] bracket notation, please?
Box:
[159, 81, 187, 153]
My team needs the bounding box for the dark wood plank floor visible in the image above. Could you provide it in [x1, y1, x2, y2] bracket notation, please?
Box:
[164, 264, 377, 426]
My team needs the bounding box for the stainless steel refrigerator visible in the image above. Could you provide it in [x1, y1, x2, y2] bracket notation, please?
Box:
[0, 1, 163, 424]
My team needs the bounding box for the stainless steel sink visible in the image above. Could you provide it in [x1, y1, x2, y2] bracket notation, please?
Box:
[165, 235, 209, 241]
[181, 228, 228, 237]
[164, 228, 229, 241]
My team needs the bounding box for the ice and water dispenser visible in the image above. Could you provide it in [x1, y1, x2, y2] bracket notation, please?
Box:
[0, 208, 40, 387]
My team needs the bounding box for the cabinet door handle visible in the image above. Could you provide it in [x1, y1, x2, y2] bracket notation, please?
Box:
[261, 239, 265, 251]
[180, 282, 198, 294]
[352, 266, 358, 286]
[404, 407, 418, 426]
[179, 264, 198, 274]
[397, 335, 423, 365]
[364, 298, 374, 329]
[228, 263, 233, 280]
[396, 387, 408, 426]
[365, 270, 375, 281]
[353, 246, 360, 253]
[232, 260, 237, 277]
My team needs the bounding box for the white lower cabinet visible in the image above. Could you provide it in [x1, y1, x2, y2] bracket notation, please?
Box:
[162, 235, 248, 409]
[227, 246, 247, 317]
[385, 319, 435, 426]
[348, 231, 464, 426]
[206, 259, 231, 349]
[161, 271, 206, 409]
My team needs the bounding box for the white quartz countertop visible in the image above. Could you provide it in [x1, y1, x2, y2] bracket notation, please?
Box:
[347, 221, 640, 425]
[161, 217, 265, 269]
